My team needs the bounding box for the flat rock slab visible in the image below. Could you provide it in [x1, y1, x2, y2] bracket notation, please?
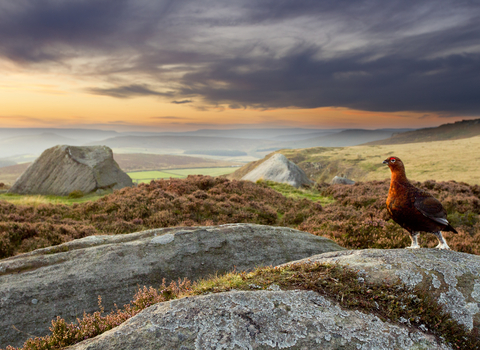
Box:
[0, 224, 343, 348]
[67, 290, 451, 350]
[288, 249, 480, 331]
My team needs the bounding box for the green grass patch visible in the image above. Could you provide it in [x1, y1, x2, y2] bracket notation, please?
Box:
[128, 171, 184, 182]
[128, 167, 238, 183]
[7, 262, 479, 350]
[0, 191, 109, 206]
[257, 180, 335, 206]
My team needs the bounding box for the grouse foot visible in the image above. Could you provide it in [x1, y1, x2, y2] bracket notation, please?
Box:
[406, 244, 421, 249]
[434, 232, 450, 250]
[435, 242, 451, 250]
[406, 233, 420, 249]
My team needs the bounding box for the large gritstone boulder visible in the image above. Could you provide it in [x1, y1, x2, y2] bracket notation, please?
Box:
[67, 291, 450, 350]
[8, 145, 132, 196]
[0, 224, 344, 348]
[241, 153, 313, 188]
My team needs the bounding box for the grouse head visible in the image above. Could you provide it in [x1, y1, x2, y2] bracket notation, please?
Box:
[383, 156, 406, 175]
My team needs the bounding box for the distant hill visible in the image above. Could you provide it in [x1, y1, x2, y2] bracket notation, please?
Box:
[154, 128, 341, 140]
[89, 135, 276, 155]
[92, 128, 413, 158]
[184, 150, 248, 157]
[270, 131, 337, 142]
[0, 128, 118, 142]
[0, 128, 121, 158]
[0, 160, 16, 168]
[114, 153, 241, 172]
[365, 119, 480, 145]
[285, 129, 413, 148]
[0, 133, 79, 158]
[0, 163, 31, 185]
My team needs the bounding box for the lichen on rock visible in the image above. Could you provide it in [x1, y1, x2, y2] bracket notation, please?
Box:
[68, 290, 452, 350]
[289, 248, 480, 331]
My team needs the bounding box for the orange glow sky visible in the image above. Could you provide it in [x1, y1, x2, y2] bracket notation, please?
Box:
[0, 65, 468, 132]
[0, 1, 478, 132]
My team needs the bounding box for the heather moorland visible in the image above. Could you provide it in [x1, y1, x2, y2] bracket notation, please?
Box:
[1, 175, 480, 350]
[1, 175, 479, 259]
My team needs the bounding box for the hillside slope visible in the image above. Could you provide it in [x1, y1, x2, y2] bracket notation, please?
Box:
[229, 136, 480, 185]
[365, 118, 480, 145]
[286, 129, 411, 148]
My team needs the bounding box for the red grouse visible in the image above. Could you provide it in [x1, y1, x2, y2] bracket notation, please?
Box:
[383, 156, 457, 249]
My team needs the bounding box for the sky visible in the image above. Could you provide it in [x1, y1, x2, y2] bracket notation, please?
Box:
[0, 0, 479, 132]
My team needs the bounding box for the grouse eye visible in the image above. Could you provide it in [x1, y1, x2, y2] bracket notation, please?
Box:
[390, 158, 396, 163]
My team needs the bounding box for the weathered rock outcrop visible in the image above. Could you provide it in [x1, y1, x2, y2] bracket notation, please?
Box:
[66, 248, 480, 350]
[0, 224, 343, 348]
[68, 290, 451, 350]
[241, 153, 313, 188]
[331, 175, 355, 185]
[288, 249, 480, 331]
[8, 145, 132, 196]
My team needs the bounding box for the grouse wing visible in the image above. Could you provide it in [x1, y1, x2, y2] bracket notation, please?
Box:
[414, 193, 449, 226]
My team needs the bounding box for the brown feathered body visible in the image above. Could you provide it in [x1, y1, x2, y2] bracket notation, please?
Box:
[384, 156, 457, 249]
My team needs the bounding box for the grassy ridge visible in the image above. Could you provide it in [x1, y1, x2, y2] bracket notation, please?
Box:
[285, 136, 480, 184]
[365, 118, 480, 145]
[227, 135, 480, 185]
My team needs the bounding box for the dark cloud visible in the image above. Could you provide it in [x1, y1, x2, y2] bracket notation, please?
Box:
[180, 49, 480, 114]
[87, 84, 172, 98]
[171, 100, 193, 104]
[0, 0, 479, 115]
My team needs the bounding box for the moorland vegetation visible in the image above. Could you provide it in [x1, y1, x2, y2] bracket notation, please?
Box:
[1, 175, 480, 349]
[1, 175, 479, 259]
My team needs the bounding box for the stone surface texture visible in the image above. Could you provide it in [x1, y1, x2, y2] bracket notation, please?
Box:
[241, 153, 313, 188]
[67, 290, 451, 350]
[8, 145, 132, 195]
[331, 176, 355, 185]
[287, 248, 480, 331]
[0, 224, 343, 348]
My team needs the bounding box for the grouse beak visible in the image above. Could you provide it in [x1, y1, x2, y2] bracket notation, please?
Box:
[382, 159, 389, 165]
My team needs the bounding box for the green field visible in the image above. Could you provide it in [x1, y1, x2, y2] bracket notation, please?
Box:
[128, 167, 239, 183]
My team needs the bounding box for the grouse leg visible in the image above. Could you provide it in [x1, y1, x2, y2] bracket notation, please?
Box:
[434, 231, 450, 250]
[407, 232, 421, 249]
